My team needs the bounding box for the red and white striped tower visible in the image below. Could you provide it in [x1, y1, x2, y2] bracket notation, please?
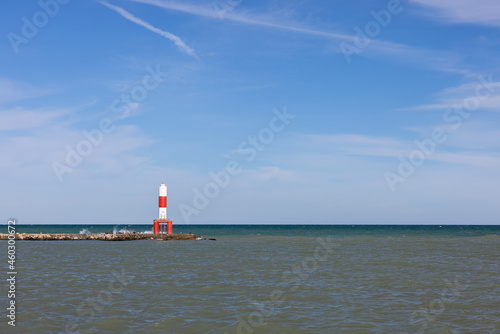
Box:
[154, 183, 172, 234]
[159, 183, 167, 219]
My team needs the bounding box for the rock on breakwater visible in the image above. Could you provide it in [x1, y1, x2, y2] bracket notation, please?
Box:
[0, 233, 196, 241]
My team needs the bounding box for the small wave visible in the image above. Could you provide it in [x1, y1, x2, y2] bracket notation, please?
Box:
[112, 226, 133, 234]
[109, 226, 153, 234]
[79, 228, 91, 234]
[113, 228, 132, 234]
[112, 226, 147, 234]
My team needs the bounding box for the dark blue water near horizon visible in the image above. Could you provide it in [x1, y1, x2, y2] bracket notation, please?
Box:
[3, 224, 499, 237]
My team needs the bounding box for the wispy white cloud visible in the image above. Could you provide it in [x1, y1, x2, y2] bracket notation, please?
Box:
[127, 0, 466, 74]
[289, 131, 500, 169]
[1, 124, 153, 178]
[0, 78, 55, 104]
[411, 0, 500, 26]
[432, 151, 500, 168]
[251, 166, 298, 182]
[98, 1, 196, 57]
[128, 0, 352, 40]
[0, 107, 68, 131]
[442, 121, 500, 150]
[401, 75, 500, 111]
[296, 134, 411, 158]
[356, 39, 467, 75]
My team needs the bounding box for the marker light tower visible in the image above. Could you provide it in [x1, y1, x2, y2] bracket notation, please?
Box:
[154, 182, 172, 234]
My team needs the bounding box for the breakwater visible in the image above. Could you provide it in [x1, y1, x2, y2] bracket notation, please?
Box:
[0, 233, 196, 241]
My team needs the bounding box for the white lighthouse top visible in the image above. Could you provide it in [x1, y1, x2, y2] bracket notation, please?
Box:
[159, 183, 167, 196]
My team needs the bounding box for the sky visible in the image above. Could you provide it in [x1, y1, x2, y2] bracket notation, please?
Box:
[1, 0, 500, 225]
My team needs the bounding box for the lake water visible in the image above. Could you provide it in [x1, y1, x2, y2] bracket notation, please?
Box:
[2, 224, 499, 333]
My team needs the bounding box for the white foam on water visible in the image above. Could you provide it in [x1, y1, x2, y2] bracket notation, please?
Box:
[111, 226, 153, 234]
[113, 228, 131, 234]
[112, 226, 133, 234]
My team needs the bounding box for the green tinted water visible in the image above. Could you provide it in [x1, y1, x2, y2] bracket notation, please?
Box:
[2, 225, 499, 333]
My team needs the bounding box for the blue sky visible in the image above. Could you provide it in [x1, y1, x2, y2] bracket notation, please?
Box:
[1, 0, 500, 224]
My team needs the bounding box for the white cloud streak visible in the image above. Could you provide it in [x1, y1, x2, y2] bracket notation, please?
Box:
[0, 107, 67, 131]
[410, 0, 500, 26]
[0, 78, 54, 104]
[292, 132, 500, 168]
[402, 76, 500, 111]
[128, 0, 352, 40]
[127, 0, 466, 74]
[98, 1, 196, 57]
[301, 134, 410, 158]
